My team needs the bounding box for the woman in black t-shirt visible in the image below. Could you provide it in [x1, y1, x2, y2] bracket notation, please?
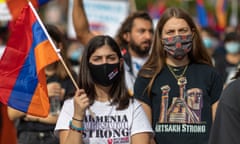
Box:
[134, 7, 224, 144]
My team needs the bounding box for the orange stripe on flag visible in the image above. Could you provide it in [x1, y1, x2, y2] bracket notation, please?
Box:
[28, 76, 49, 117]
[28, 40, 59, 117]
[35, 40, 59, 73]
[215, 0, 226, 29]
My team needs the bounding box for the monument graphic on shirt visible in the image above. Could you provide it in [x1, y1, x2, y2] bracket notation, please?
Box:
[159, 77, 203, 123]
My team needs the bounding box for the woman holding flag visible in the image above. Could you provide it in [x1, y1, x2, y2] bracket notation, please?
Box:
[55, 35, 154, 144]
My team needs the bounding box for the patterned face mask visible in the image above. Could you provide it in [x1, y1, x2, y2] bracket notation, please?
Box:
[162, 34, 193, 60]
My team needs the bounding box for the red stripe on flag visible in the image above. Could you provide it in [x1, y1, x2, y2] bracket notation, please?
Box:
[6, 0, 38, 21]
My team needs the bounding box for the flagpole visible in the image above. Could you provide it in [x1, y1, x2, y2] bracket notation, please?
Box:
[28, 1, 95, 117]
[28, 1, 79, 90]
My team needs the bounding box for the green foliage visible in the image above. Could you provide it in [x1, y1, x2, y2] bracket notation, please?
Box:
[135, 0, 239, 27]
[135, 0, 154, 10]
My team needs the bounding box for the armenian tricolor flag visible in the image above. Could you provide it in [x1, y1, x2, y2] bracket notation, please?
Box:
[0, 2, 59, 117]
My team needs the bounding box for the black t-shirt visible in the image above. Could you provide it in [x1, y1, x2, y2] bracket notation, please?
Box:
[209, 78, 240, 144]
[134, 63, 223, 144]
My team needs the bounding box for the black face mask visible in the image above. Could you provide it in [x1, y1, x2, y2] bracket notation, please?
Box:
[162, 34, 193, 60]
[89, 63, 120, 86]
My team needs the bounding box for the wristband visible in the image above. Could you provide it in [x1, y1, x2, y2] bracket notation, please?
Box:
[72, 117, 84, 122]
[69, 120, 84, 133]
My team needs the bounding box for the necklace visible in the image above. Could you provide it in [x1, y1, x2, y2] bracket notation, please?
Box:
[167, 64, 188, 80]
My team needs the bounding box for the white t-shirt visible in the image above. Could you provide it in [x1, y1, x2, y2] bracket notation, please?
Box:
[124, 56, 148, 95]
[55, 98, 153, 144]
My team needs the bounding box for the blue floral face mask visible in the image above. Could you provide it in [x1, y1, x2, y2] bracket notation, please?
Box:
[225, 42, 240, 54]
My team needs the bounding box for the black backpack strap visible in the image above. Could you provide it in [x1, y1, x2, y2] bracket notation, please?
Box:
[121, 47, 133, 75]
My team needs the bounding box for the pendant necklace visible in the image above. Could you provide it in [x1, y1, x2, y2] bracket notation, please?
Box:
[167, 64, 188, 80]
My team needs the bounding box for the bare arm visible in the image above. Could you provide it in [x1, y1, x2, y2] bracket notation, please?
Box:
[131, 132, 153, 144]
[7, 82, 62, 123]
[59, 89, 89, 144]
[24, 114, 58, 124]
[59, 121, 83, 144]
[211, 100, 219, 122]
[140, 101, 152, 124]
[7, 106, 58, 124]
[138, 101, 156, 144]
[7, 106, 25, 121]
[72, 0, 95, 46]
[59, 130, 68, 144]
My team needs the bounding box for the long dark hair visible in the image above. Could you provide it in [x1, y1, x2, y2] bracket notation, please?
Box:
[78, 35, 131, 110]
[138, 7, 213, 95]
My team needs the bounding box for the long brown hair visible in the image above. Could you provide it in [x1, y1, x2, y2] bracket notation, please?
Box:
[138, 7, 213, 96]
[78, 35, 131, 110]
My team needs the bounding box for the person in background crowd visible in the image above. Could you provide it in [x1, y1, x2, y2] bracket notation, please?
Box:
[134, 7, 223, 144]
[55, 35, 153, 144]
[72, 0, 154, 95]
[7, 24, 76, 144]
[214, 26, 239, 57]
[214, 32, 240, 86]
[42, 0, 66, 34]
[209, 65, 240, 144]
[200, 27, 219, 65]
[66, 39, 84, 74]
